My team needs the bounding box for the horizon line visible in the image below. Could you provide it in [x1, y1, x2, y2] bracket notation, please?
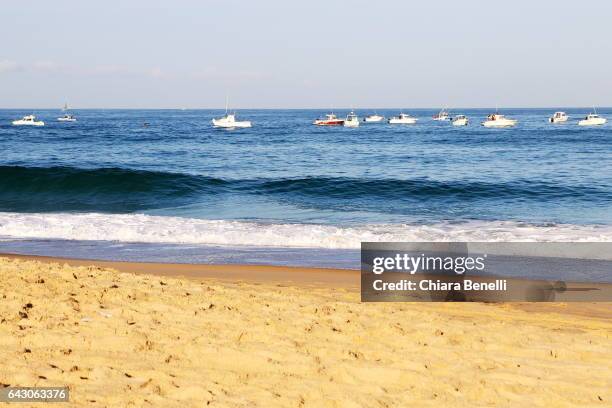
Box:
[1, 106, 611, 111]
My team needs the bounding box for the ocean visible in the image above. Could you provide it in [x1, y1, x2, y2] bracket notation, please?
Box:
[1, 108, 611, 270]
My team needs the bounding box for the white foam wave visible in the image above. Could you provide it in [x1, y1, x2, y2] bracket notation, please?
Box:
[0, 212, 611, 249]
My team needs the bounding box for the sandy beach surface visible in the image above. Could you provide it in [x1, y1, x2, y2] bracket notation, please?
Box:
[1, 255, 611, 407]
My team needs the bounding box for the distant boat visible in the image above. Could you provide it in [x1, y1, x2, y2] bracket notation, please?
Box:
[313, 113, 344, 126]
[57, 114, 76, 122]
[212, 113, 252, 128]
[212, 98, 252, 128]
[481, 113, 517, 128]
[363, 113, 384, 123]
[549, 112, 568, 123]
[451, 115, 469, 126]
[343, 111, 359, 127]
[58, 103, 77, 122]
[578, 113, 606, 126]
[432, 108, 450, 121]
[388, 113, 417, 124]
[12, 114, 45, 127]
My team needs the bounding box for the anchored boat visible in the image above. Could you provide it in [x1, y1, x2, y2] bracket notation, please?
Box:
[343, 111, 359, 127]
[212, 98, 252, 128]
[313, 113, 344, 126]
[432, 108, 450, 121]
[481, 113, 517, 128]
[388, 113, 417, 124]
[58, 103, 77, 122]
[451, 115, 469, 126]
[578, 113, 606, 126]
[363, 113, 384, 123]
[12, 115, 45, 126]
[212, 113, 252, 128]
[549, 112, 568, 123]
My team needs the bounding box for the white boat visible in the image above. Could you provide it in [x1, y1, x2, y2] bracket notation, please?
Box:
[57, 103, 77, 122]
[363, 113, 384, 122]
[343, 111, 359, 127]
[313, 113, 344, 126]
[432, 108, 450, 121]
[481, 113, 517, 128]
[388, 113, 417, 124]
[212, 113, 252, 128]
[12, 115, 45, 126]
[212, 98, 251, 128]
[578, 113, 606, 126]
[451, 115, 469, 126]
[58, 114, 77, 122]
[212, 96, 251, 129]
[549, 112, 568, 123]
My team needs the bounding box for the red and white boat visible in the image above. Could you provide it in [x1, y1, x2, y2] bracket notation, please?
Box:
[313, 113, 344, 126]
[432, 108, 450, 121]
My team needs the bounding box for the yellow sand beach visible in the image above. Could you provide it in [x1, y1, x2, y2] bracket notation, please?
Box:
[1, 255, 611, 407]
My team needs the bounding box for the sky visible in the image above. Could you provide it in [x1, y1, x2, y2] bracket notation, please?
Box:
[1, 0, 611, 108]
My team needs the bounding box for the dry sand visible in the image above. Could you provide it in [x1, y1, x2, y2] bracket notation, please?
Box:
[1, 255, 611, 407]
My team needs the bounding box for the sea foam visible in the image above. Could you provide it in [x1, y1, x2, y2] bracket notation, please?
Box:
[1, 212, 611, 249]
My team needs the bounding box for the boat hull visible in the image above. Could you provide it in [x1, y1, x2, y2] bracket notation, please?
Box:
[452, 118, 468, 126]
[363, 116, 384, 123]
[313, 120, 344, 126]
[549, 117, 568, 123]
[344, 120, 359, 128]
[388, 118, 417, 124]
[57, 118, 77, 122]
[12, 120, 45, 126]
[578, 118, 606, 126]
[212, 119, 252, 128]
[482, 120, 517, 128]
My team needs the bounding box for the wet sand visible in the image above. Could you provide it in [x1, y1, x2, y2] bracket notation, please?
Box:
[1, 254, 610, 407]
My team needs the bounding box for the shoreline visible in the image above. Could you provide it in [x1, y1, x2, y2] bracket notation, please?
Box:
[2, 252, 610, 319]
[0, 252, 360, 288]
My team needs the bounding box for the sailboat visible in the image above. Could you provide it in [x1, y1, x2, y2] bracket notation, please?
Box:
[212, 97, 252, 128]
[57, 103, 77, 122]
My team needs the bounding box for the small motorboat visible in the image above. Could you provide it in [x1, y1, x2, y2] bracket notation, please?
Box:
[481, 113, 517, 128]
[57, 114, 77, 122]
[388, 113, 417, 124]
[549, 112, 568, 123]
[578, 113, 606, 126]
[363, 113, 384, 123]
[212, 97, 252, 128]
[432, 108, 450, 121]
[57, 103, 77, 122]
[451, 115, 469, 126]
[212, 113, 252, 128]
[12, 115, 45, 126]
[343, 111, 359, 127]
[313, 113, 344, 126]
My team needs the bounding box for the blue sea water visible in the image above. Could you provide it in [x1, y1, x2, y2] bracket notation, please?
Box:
[0, 108, 611, 268]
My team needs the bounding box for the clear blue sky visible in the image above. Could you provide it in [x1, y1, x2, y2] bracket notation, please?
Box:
[1, 0, 610, 108]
